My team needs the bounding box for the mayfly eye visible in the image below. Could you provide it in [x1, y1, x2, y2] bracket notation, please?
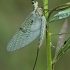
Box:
[31, 0, 35, 4]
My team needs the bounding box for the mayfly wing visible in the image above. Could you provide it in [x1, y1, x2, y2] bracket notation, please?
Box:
[7, 8, 42, 51]
[38, 15, 46, 49]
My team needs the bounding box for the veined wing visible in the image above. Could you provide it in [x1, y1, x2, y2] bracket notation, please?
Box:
[7, 11, 42, 51]
[38, 15, 46, 48]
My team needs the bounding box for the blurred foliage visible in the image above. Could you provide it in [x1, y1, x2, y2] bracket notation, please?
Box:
[0, 0, 70, 70]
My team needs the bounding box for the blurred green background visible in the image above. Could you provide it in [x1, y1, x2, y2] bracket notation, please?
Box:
[0, 0, 70, 70]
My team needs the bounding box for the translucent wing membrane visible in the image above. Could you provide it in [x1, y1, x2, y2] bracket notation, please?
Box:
[7, 11, 42, 51]
[7, 29, 40, 51]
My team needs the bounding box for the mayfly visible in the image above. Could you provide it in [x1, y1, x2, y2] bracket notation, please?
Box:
[7, 0, 46, 70]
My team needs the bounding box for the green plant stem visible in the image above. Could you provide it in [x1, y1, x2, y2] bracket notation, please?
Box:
[43, 0, 52, 70]
[43, 0, 48, 19]
[46, 28, 52, 70]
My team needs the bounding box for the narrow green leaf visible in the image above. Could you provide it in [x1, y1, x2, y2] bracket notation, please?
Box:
[53, 37, 70, 64]
[48, 2, 70, 19]
[49, 8, 70, 22]
[53, 2, 70, 11]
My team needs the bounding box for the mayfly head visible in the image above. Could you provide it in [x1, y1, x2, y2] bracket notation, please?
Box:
[32, 0, 43, 16]
[32, 0, 38, 10]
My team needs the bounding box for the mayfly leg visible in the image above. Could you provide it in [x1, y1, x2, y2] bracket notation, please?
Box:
[32, 48, 39, 70]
